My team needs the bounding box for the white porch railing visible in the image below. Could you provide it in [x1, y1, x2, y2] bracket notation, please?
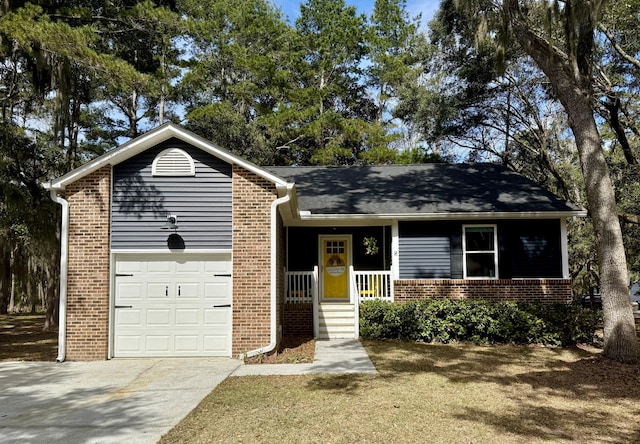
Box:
[285, 270, 317, 304]
[353, 270, 394, 302]
[285, 268, 394, 303]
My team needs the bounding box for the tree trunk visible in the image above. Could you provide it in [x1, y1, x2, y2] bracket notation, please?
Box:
[567, 97, 638, 362]
[0, 242, 10, 314]
[505, 0, 639, 362]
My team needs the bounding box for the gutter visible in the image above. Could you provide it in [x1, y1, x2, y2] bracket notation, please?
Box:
[49, 189, 69, 363]
[296, 210, 588, 221]
[241, 184, 293, 359]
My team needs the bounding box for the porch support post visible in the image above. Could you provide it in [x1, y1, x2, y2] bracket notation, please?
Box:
[350, 265, 360, 339]
[560, 218, 569, 279]
[313, 265, 319, 338]
[391, 221, 399, 282]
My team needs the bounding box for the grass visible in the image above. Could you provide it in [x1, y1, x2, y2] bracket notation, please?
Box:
[3, 314, 639, 442]
[0, 313, 57, 361]
[161, 340, 640, 444]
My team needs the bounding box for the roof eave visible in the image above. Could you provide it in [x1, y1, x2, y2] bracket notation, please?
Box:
[297, 210, 587, 221]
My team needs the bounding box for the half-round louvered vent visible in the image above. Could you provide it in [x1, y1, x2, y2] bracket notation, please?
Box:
[152, 148, 195, 176]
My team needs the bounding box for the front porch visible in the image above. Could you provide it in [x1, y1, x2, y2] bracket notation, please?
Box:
[284, 268, 392, 339]
[283, 268, 574, 340]
[280, 224, 574, 341]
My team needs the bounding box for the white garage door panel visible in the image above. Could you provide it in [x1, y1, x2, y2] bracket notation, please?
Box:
[116, 335, 142, 352]
[175, 309, 199, 325]
[117, 282, 143, 299]
[116, 309, 142, 325]
[114, 254, 232, 357]
[146, 335, 171, 352]
[204, 260, 231, 273]
[117, 261, 143, 274]
[147, 309, 171, 326]
[204, 282, 230, 300]
[205, 308, 230, 325]
[147, 261, 172, 273]
[177, 282, 200, 299]
[175, 261, 200, 273]
[147, 282, 171, 299]
[204, 335, 228, 352]
[175, 335, 199, 352]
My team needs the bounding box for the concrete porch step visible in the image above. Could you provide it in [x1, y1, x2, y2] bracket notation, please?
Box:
[318, 303, 356, 339]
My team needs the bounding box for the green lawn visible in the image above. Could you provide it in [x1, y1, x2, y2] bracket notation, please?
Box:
[160, 340, 640, 443]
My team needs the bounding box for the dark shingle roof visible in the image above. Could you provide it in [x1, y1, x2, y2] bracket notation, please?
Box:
[265, 163, 582, 215]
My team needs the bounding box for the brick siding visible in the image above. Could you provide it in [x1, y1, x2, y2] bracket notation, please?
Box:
[283, 303, 313, 337]
[65, 166, 111, 360]
[393, 279, 573, 304]
[232, 166, 278, 356]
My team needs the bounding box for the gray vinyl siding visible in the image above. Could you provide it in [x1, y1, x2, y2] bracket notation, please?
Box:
[111, 139, 232, 250]
[399, 236, 451, 279]
[398, 220, 562, 279]
[399, 222, 454, 279]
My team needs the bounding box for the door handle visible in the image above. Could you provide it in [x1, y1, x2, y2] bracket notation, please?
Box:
[115, 305, 133, 309]
[178, 285, 181, 296]
[214, 274, 232, 277]
[165, 286, 168, 297]
[213, 304, 231, 308]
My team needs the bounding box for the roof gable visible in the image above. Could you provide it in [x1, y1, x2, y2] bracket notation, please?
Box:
[47, 123, 287, 190]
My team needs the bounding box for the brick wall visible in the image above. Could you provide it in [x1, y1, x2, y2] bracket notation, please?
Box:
[394, 279, 573, 304]
[65, 166, 111, 360]
[283, 303, 313, 337]
[232, 166, 278, 356]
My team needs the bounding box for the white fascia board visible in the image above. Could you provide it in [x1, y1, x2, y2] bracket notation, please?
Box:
[293, 210, 587, 223]
[46, 123, 290, 190]
[286, 217, 395, 227]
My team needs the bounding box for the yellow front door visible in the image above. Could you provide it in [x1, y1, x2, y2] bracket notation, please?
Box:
[320, 236, 350, 300]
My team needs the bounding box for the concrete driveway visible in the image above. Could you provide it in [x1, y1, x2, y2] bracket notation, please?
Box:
[0, 358, 240, 444]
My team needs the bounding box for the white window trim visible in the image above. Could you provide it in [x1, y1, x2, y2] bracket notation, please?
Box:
[152, 147, 196, 176]
[462, 224, 499, 279]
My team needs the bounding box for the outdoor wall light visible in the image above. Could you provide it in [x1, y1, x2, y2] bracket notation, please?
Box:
[161, 214, 178, 230]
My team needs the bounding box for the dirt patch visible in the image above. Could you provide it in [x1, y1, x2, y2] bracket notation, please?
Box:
[244, 336, 315, 364]
[0, 314, 58, 361]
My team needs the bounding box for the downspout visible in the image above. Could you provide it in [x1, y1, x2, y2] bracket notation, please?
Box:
[241, 185, 292, 359]
[50, 190, 69, 363]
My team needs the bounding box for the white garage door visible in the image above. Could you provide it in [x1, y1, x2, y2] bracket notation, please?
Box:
[113, 254, 232, 357]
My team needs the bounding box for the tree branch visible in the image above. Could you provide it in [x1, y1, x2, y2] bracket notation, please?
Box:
[598, 23, 640, 71]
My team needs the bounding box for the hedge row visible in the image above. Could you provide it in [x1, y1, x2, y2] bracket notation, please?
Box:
[359, 299, 601, 346]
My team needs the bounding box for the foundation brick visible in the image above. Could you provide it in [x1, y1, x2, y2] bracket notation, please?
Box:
[283, 303, 313, 337]
[393, 279, 573, 304]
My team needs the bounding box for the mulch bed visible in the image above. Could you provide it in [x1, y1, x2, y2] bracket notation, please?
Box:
[243, 336, 315, 364]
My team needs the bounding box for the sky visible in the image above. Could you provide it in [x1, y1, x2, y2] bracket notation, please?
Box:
[271, 0, 440, 28]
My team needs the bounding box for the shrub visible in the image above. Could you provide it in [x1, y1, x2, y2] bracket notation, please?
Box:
[359, 299, 601, 346]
